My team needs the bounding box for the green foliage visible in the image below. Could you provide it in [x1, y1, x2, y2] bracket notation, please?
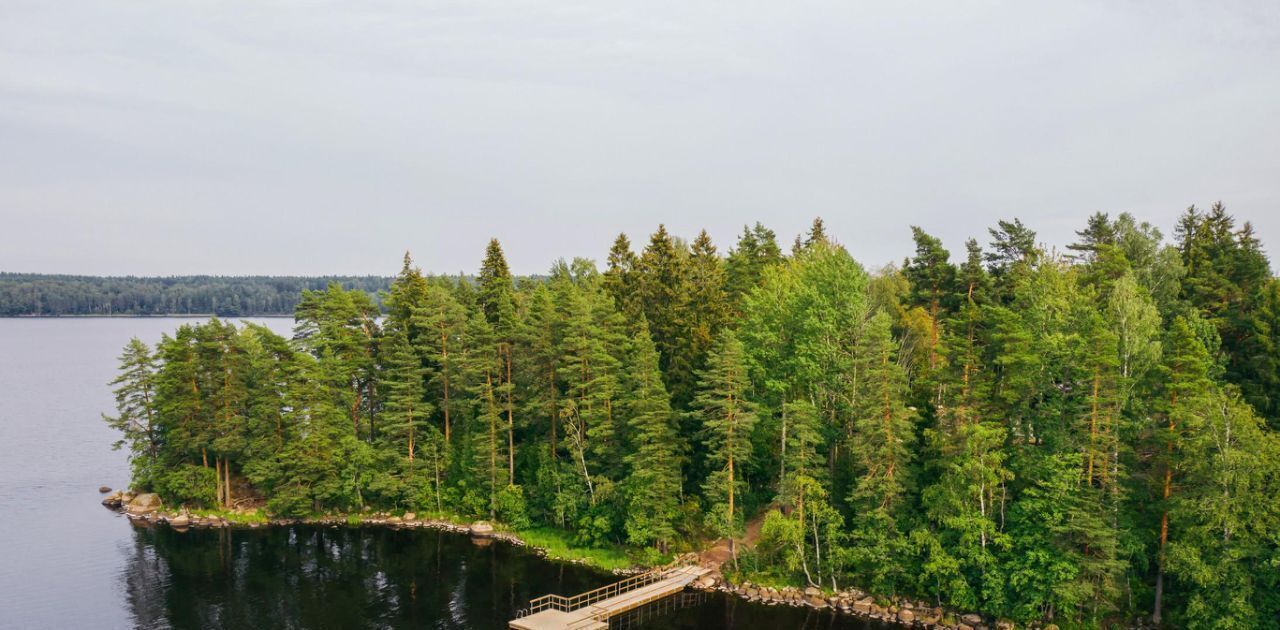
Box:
[103, 212, 1280, 629]
[153, 464, 219, 506]
[496, 484, 532, 530]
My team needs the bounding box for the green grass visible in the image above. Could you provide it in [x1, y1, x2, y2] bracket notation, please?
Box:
[732, 570, 804, 591]
[514, 527, 637, 572]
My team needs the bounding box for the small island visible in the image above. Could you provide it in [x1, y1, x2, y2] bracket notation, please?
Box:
[103, 211, 1280, 630]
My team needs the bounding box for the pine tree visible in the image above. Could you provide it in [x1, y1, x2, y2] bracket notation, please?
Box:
[904, 226, 958, 376]
[554, 270, 623, 505]
[104, 338, 161, 484]
[1067, 212, 1118, 263]
[294, 284, 380, 441]
[380, 326, 432, 479]
[915, 248, 1009, 611]
[846, 311, 917, 592]
[462, 310, 505, 519]
[414, 283, 468, 443]
[1151, 314, 1216, 624]
[517, 281, 561, 459]
[694, 330, 756, 565]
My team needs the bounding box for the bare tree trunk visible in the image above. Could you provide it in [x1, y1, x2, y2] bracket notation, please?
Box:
[224, 457, 233, 509]
[214, 455, 223, 507]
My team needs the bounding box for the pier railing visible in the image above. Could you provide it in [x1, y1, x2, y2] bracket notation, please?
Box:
[518, 569, 672, 617]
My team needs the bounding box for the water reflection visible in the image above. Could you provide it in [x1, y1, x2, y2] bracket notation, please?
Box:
[120, 525, 613, 630]
[119, 524, 893, 630]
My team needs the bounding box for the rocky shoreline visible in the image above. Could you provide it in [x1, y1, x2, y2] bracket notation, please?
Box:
[102, 489, 1052, 630]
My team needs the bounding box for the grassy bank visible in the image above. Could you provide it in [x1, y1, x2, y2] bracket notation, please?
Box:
[511, 527, 639, 572]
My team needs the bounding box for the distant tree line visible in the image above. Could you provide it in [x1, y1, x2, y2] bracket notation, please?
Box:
[0, 273, 392, 316]
[106, 205, 1280, 628]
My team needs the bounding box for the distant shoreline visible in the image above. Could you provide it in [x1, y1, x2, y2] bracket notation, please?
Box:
[1, 314, 296, 319]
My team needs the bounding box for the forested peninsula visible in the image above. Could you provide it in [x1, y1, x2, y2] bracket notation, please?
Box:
[0, 273, 390, 316]
[104, 205, 1280, 629]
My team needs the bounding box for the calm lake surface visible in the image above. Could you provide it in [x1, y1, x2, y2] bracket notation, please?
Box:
[0, 318, 890, 629]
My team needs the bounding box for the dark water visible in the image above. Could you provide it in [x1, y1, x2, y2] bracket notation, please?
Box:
[0, 318, 888, 629]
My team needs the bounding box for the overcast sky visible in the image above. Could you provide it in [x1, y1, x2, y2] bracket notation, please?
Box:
[1, 1, 1277, 276]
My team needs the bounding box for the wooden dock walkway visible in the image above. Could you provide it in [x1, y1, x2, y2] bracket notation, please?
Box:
[509, 565, 711, 630]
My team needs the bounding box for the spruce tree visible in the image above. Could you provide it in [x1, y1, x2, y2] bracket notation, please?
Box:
[724, 222, 782, 312]
[636, 225, 690, 399]
[603, 233, 640, 318]
[622, 323, 681, 551]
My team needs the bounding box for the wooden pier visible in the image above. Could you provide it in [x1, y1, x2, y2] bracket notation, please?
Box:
[509, 565, 711, 630]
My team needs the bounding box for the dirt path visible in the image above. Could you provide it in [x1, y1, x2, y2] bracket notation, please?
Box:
[698, 508, 771, 569]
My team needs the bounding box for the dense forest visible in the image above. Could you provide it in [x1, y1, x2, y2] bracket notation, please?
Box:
[0, 273, 390, 316]
[105, 205, 1280, 628]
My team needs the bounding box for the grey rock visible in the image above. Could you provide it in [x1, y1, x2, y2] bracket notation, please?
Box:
[126, 493, 162, 514]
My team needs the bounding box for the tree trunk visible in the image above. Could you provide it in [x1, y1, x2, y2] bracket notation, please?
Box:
[214, 455, 223, 507]
[440, 317, 451, 443]
[486, 369, 498, 519]
[506, 347, 515, 485]
[1154, 390, 1177, 624]
[779, 406, 788, 501]
[224, 456, 233, 509]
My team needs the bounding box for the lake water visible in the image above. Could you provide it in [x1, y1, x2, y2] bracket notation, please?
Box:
[0, 318, 890, 629]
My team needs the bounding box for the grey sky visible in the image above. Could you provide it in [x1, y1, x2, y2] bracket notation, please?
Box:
[1, 1, 1277, 276]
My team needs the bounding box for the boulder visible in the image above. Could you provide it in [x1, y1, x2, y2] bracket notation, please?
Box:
[897, 609, 915, 623]
[102, 491, 124, 507]
[995, 619, 1014, 630]
[469, 521, 495, 538]
[126, 493, 162, 514]
[402, 512, 416, 521]
[961, 613, 983, 625]
[170, 514, 190, 528]
[387, 516, 402, 524]
[99, 486, 112, 493]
